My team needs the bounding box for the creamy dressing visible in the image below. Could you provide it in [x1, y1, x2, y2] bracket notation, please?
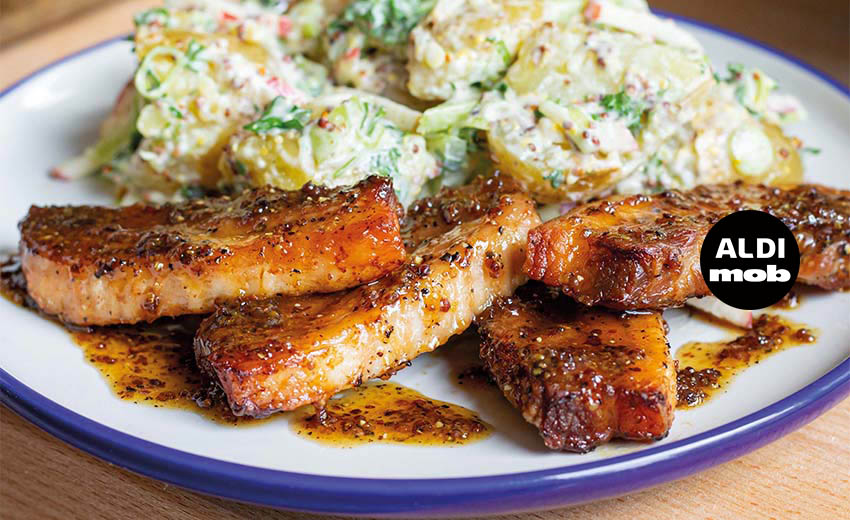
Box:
[60, 0, 808, 207]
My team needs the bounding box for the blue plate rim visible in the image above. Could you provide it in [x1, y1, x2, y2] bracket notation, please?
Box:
[1, 14, 849, 518]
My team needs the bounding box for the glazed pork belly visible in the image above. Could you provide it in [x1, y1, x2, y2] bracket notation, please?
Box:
[525, 183, 850, 310]
[477, 283, 676, 452]
[194, 174, 540, 417]
[19, 176, 406, 325]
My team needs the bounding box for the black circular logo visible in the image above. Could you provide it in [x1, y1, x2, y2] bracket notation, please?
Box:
[700, 210, 800, 310]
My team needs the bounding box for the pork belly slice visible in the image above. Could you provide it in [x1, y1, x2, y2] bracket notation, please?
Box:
[195, 176, 540, 417]
[525, 183, 850, 310]
[19, 176, 405, 325]
[477, 283, 676, 452]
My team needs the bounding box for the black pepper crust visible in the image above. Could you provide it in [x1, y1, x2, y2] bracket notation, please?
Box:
[525, 182, 850, 309]
[195, 175, 540, 417]
[402, 171, 523, 250]
[477, 283, 676, 452]
[19, 176, 406, 325]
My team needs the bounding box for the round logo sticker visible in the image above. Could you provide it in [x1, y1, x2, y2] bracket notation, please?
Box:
[700, 210, 800, 310]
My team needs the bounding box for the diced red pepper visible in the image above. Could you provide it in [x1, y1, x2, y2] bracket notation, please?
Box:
[268, 77, 296, 97]
[278, 16, 293, 37]
[344, 47, 361, 60]
[584, 1, 601, 21]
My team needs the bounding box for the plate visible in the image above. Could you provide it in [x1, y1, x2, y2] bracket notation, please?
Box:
[1, 13, 848, 517]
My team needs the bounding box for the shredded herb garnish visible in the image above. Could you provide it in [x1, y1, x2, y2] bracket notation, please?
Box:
[133, 7, 169, 27]
[544, 169, 565, 189]
[244, 97, 311, 133]
[371, 148, 402, 177]
[486, 37, 512, 68]
[600, 91, 647, 135]
[233, 160, 248, 176]
[184, 40, 206, 71]
[331, 156, 357, 178]
[145, 70, 162, 90]
[180, 185, 206, 199]
[333, 0, 437, 47]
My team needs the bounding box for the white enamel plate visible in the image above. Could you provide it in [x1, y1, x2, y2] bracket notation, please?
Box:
[0, 16, 848, 517]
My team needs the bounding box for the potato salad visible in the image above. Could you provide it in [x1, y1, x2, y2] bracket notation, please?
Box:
[58, 0, 810, 207]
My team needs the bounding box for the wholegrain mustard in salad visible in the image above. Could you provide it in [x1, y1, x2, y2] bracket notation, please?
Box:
[56, 0, 811, 208]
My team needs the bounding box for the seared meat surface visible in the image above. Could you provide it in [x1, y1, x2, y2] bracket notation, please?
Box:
[525, 183, 850, 309]
[477, 283, 676, 452]
[401, 173, 524, 250]
[20, 176, 406, 325]
[195, 174, 540, 417]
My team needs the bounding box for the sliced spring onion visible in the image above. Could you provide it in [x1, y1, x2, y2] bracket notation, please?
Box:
[417, 99, 484, 135]
[730, 124, 774, 176]
[134, 46, 184, 100]
[585, 0, 702, 52]
[539, 101, 596, 153]
[244, 96, 312, 133]
[308, 89, 421, 132]
[133, 7, 169, 27]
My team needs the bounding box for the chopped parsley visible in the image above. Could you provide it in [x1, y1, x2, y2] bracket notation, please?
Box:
[360, 103, 386, 136]
[600, 91, 647, 135]
[244, 97, 312, 133]
[168, 106, 183, 119]
[427, 127, 483, 177]
[129, 130, 143, 152]
[801, 147, 821, 155]
[333, 0, 437, 47]
[726, 62, 745, 79]
[180, 185, 206, 199]
[257, 0, 286, 8]
[714, 62, 746, 83]
[133, 7, 169, 27]
[233, 160, 248, 176]
[469, 39, 513, 91]
[331, 156, 357, 179]
[486, 37, 512, 68]
[184, 40, 206, 71]
[144, 70, 161, 90]
[734, 84, 759, 115]
[371, 148, 402, 177]
[544, 169, 565, 189]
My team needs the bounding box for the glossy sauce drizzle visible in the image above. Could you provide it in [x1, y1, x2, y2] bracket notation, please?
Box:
[2, 256, 251, 424]
[3, 257, 490, 439]
[676, 314, 816, 408]
[67, 320, 261, 425]
[293, 382, 491, 446]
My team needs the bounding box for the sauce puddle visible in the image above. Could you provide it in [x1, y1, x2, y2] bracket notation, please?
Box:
[67, 319, 258, 425]
[292, 381, 491, 446]
[3, 256, 490, 441]
[5, 255, 818, 438]
[675, 314, 816, 408]
[1, 255, 259, 425]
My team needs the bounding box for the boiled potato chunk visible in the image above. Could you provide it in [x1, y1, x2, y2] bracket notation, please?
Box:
[221, 97, 438, 206]
[407, 0, 584, 101]
[485, 19, 713, 202]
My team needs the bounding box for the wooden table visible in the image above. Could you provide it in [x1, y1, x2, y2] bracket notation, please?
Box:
[1, 1, 848, 518]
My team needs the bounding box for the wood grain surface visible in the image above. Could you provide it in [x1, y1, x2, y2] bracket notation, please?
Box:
[1, 1, 848, 519]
